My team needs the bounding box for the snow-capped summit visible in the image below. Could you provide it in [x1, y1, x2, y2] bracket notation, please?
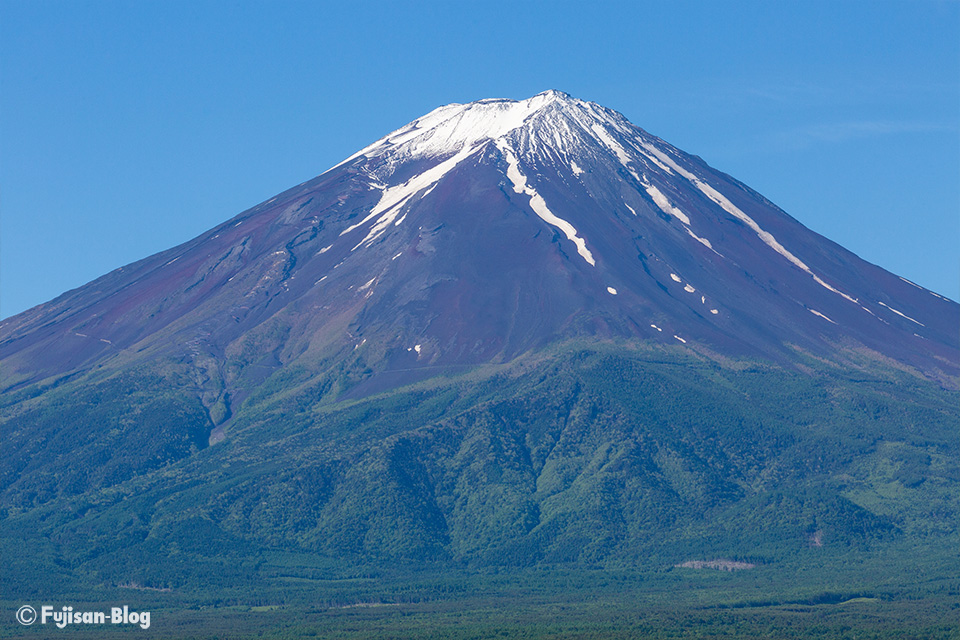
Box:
[2, 92, 956, 392]
[334, 90, 646, 257]
[332, 89, 586, 169]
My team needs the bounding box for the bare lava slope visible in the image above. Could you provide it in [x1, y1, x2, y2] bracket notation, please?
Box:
[2, 90, 957, 395]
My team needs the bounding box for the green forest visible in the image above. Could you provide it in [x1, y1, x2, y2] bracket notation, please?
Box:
[2, 341, 957, 638]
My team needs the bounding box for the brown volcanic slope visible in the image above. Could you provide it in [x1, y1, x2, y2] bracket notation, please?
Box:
[2, 90, 956, 399]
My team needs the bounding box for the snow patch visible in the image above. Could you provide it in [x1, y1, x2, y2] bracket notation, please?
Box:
[710, 309, 719, 315]
[629, 140, 674, 173]
[898, 276, 923, 290]
[643, 182, 691, 225]
[899, 276, 951, 301]
[497, 140, 596, 266]
[570, 160, 584, 175]
[670, 273, 682, 283]
[637, 140, 861, 307]
[624, 203, 637, 216]
[877, 301, 925, 326]
[650, 324, 663, 332]
[684, 284, 696, 293]
[341, 144, 482, 248]
[674, 335, 687, 344]
[590, 123, 633, 166]
[607, 286, 618, 295]
[684, 227, 721, 255]
[809, 309, 837, 324]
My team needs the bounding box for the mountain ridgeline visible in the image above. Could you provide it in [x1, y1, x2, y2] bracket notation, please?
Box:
[1, 91, 957, 611]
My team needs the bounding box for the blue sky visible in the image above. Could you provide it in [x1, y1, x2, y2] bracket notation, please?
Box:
[2, 0, 957, 318]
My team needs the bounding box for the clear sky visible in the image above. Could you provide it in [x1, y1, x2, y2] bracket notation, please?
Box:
[2, 0, 957, 318]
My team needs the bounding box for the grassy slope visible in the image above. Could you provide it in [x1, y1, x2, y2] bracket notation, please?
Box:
[1, 341, 957, 637]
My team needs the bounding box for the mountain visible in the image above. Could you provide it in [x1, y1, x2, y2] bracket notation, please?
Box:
[1, 91, 957, 624]
[2, 91, 955, 394]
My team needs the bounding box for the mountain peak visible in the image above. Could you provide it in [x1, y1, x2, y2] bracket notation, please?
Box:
[533, 88, 573, 99]
[331, 90, 607, 171]
[524, 88, 578, 109]
[2, 92, 956, 393]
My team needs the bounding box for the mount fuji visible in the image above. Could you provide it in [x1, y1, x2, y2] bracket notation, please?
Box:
[1, 92, 957, 610]
[2, 90, 954, 394]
